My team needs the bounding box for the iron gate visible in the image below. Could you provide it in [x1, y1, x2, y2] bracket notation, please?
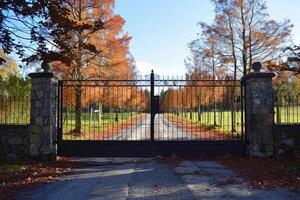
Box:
[57, 71, 246, 157]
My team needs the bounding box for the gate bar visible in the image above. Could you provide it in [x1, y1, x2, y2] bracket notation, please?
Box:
[150, 70, 155, 141]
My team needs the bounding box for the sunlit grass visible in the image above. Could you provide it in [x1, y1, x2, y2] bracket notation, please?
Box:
[63, 112, 139, 131]
[274, 106, 300, 124]
[62, 112, 145, 140]
[165, 111, 243, 134]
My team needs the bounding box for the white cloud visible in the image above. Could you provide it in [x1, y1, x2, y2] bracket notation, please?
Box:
[136, 61, 154, 75]
[135, 61, 187, 77]
[136, 61, 164, 76]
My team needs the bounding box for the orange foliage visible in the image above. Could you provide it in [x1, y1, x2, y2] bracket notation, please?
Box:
[52, 0, 131, 80]
[161, 71, 227, 111]
[50, 0, 144, 110]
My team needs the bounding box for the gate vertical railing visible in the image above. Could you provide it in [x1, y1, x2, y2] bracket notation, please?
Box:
[57, 80, 63, 155]
[150, 70, 155, 141]
[150, 70, 155, 156]
[240, 80, 245, 143]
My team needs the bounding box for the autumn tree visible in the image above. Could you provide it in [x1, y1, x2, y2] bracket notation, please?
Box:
[186, 0, 292, 132]
[127, 52, 139, 79]
[44, 0, 130, 133]
[195, 0, 293, 79]
[189, 28, 225, 125]
[265, 45, 300, 77]
[0, 49, 19, 79]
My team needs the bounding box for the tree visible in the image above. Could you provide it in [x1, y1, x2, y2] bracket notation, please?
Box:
[1, 0, 139, 133]
[196, 0, 292, 78]
[0, 74, 31, 122]
[46, 0, 131, 134]
[186, 0, 292, 133]
[0, 0, 70, 66]
[0, 49, 19, 79]
[265, 45, 300, 77]
[189, 28, 223, 126]
[127, 52, 139, 79]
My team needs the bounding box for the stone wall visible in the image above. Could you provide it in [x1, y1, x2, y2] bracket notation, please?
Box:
[273, 125, 300, 157]
[0, 125, 46, 162]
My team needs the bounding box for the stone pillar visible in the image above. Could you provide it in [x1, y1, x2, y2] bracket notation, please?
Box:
[244, 62, 275, 157]
[28, 62, 57, 161]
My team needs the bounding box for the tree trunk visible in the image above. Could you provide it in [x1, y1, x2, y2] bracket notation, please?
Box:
[226, 12, 238, 133]
[90, 106, 93, 124]
[241, 0, 248, 76]
[212, 53, 217, 127]
[219, 106, 223, 126]
[115, 109, 119, 122]
[109, 108, 113, 123]
[98, 102, 102, 126]
[231, 88, 236, 133]
[75, 86, 82, 134]
[198, 103, 201, 122]
[214, 101, 217, 127]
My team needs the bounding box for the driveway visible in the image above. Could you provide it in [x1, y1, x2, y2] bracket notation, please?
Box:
[19, 158, 300, 200]
[110, 114, 196, 141]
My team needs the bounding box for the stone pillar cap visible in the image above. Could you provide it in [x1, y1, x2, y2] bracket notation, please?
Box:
[242, 62, 275, 79]
[244, 72, 275, 79]
[28, 61, 54, 78]
[252, 62, 262, 72]
[28, 72, 53, 78]
[41, 61, 51, 72]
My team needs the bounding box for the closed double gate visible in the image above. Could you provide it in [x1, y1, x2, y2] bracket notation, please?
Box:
[57, 71, 246, 157]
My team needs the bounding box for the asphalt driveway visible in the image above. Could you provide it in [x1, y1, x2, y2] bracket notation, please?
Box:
[19, 158, 300, 200]
[110, 114, 197, 141]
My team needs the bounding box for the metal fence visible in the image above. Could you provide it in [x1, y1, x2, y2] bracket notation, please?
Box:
[157, 78, 243, 141]
[58, 76, 244, 142]
[0, 96, 31, 124]
[58, 79, 150, 141]
[274, 94, 300, 124]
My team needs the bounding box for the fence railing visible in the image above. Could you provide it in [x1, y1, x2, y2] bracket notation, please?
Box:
[274, 94, 300, 124]
[58, 78, 244, 141]
[0, 96, 31, 124]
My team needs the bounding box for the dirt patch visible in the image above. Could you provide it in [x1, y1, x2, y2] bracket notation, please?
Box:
[0, 157, 77, 200]
[220, 155, 300, 191]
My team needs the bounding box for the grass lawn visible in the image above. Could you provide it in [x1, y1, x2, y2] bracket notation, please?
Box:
[274, 106, 300, 124]
[62, 112, 145, 140]
[170, 106, 300, 134]
[166, 111, 243, 134]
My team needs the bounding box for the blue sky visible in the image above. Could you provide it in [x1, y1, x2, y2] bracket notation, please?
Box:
[115, 0, 300, 76]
